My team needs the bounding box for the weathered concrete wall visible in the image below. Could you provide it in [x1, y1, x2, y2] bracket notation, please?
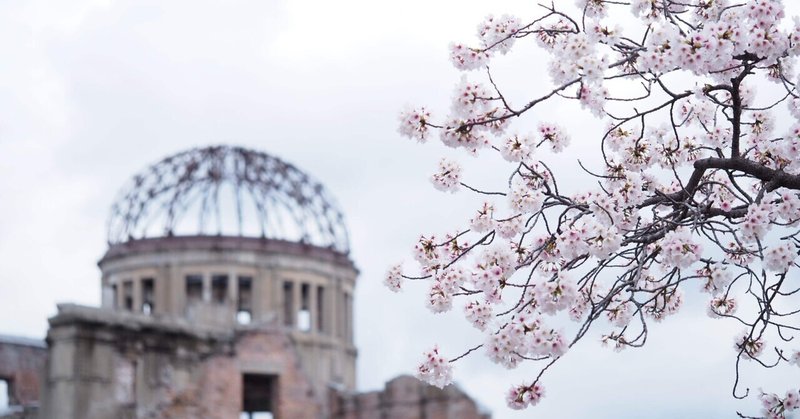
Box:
[138, 330, 323, 419]
[330, 375, 491, 419]
[97, 236, 359, 395]
[41, 305, 235, 419]
[38, 306, 489, 419]
[41, 304, 323, 419]
[0, 336, 47, 408]
[235, 331, 321, 418]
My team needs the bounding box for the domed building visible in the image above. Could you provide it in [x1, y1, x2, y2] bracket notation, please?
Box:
[0, 146, 490, 419]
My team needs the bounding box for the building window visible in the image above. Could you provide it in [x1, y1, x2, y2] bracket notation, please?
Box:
[241, 374, 276, 419]
[317, 286, 325, 333]
[186, 275, 203, 302]
[123, 280, 134, 311]
[0, 378, 8, 410]
[141, 278, 155, 314]
[112, 284, 118, 309]
[237, 276, 253, 325]
[298, 283, 311, 332]
[283, 282, 294, 327]
[212, 275, 228, 304]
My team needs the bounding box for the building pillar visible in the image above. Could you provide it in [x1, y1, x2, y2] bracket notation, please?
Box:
[333, 277, 341, 339]
[255, 265, 269, 323]
[292, 280, 301, 330]
[229, 269, 238, 305]
[114, 280, 123, 310]
[309, 282, 318, 333]
[202, 274, 211, 302]
[132, 279, 142, 313]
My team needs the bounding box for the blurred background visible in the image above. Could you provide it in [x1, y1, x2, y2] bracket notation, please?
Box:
[0, 1, 797, 417]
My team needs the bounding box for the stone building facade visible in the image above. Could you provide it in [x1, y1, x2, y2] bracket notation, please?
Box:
[0, 335, 47, 417]
[97, 235, 358, 402]
[331, 376, 490, 419]
[0, 146, 490, 419]
[40, 304, 323, 419]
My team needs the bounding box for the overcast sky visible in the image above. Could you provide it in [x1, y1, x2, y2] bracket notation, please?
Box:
[0, 1, 798, 418]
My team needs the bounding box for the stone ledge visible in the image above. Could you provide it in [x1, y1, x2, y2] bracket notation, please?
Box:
[99, 235, 357, 271]
[0, 334, 45, 349]
[48, 304, 234, 342]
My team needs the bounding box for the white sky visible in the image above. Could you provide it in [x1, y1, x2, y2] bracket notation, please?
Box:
[0, 1, 798, 418]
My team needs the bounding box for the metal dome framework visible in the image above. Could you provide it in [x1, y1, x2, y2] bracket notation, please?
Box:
[108, 145, 350, 253]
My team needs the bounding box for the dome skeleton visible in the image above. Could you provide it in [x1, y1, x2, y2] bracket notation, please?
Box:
[108, 145, 349, 253]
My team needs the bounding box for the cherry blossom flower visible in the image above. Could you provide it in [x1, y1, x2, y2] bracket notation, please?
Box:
[449, 43, 490, 71]
[760, 392, 783, 418]
[464, 300, 493, 331]
[735, 331, 765, 360]
[586, 21, 621, 45]
[506, 382, 544, 410]
[533, 273, 578, 315]
[784, 390, 800, 412]
[763, 241, 797, 272]
[741, 202, 774, 241]
[660, 227, 703, 269]
[499, 133, 535, 162]
[496, 215, 525, 239]
[397, 107, 433, 142]
[430, 158, 462, 192]
[384, 264, 403, 292]
[606, 298, 634, 327]
[451, 77, 493, 118]
[469, 202, 495, 233]
[477, 14, 521, 54]
[774, 192, 800, 222]
[788, 350, 800, 366]
[760, 389, 800, 419]
[537, 123, 571, 153]
[645, 286, 683, 321]
[393, 1, 800, 413]
[578, 83, 608, 116]
[413, 235, 442, 267]
[427, 282, 453, 313]
[708, 296, 737, 318]
[417, 346, 453, 388]
[698, 264, 733, 295]
[440, 118, 491, 151]
[508, 178, 545, 214]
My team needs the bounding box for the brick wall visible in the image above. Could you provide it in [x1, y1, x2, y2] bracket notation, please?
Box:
[0, 337, 47, 407]
[331, 375, 490, 419]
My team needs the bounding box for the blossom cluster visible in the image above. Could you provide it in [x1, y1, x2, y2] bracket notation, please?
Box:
[450, 14, 522, 71]
[698, 264, 733, 295]
[427, 267, 467, 313]
[485, 310, 568, 369]
[735, 330, 765, 360]
[464, 300, 493, 331]
[760, 389, 800, 419]
[506, 382, 545, 410]
[398, 107, 432, 143]
[789, 350, 800, 366]
[393, 0, 800, 413]
[659, 228, 703, 269]
[384, 264, 403, 292]
[430, 158, 462, 192]
[416, 345, 453, 389]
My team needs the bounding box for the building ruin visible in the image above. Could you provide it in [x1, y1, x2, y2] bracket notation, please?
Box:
[0, 146, 489, 419]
